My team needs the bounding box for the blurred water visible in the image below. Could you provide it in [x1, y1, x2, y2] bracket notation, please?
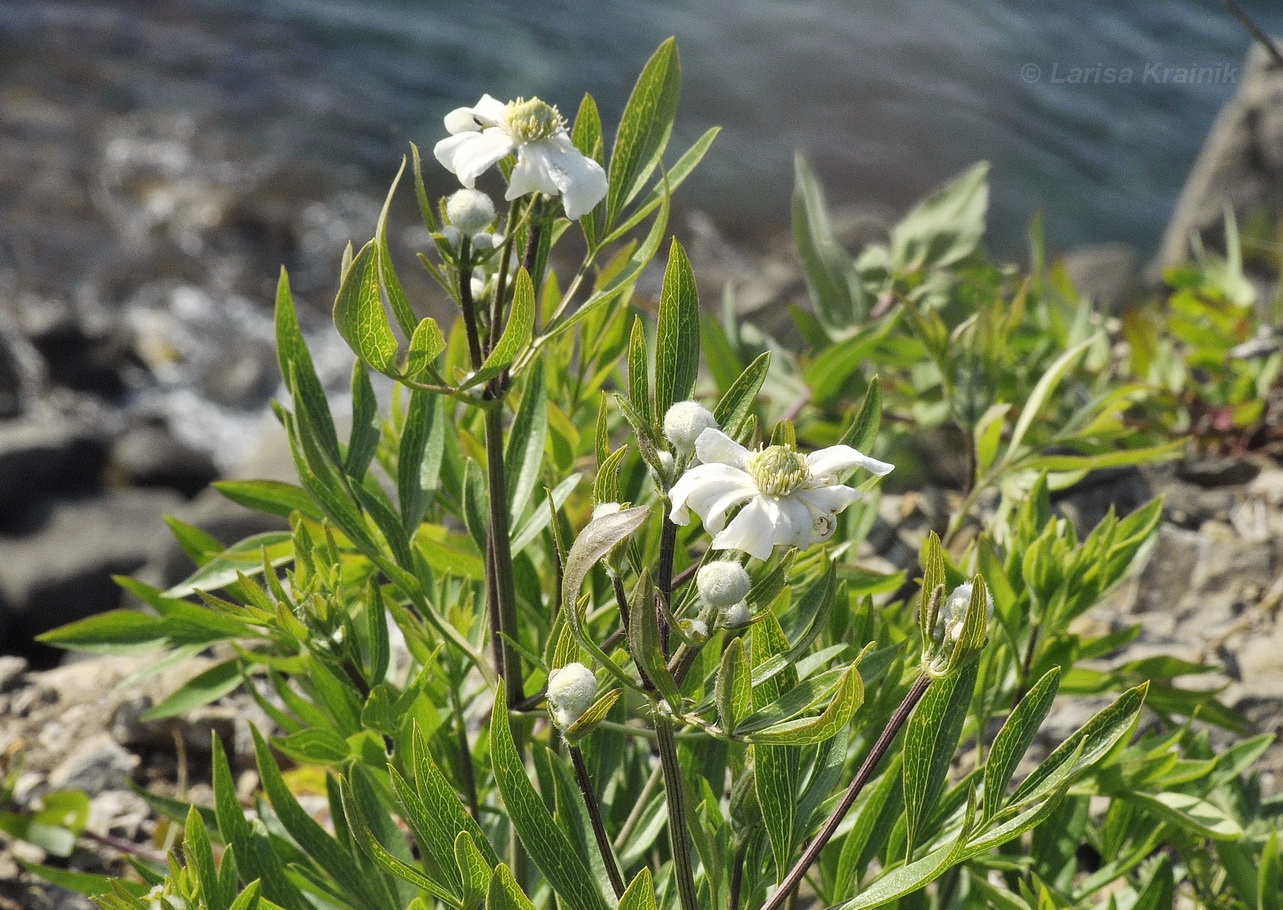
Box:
[0, 0, 1277, 462]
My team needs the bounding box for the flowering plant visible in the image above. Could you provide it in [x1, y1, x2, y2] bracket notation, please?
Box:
[32, 38, 1279, 910]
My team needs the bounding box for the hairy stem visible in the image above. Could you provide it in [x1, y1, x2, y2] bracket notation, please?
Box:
[657, 517, 679, 654]
[570, 745, 627, 898]
[762, 674, 931, 910]
[656, 715, 699, 910]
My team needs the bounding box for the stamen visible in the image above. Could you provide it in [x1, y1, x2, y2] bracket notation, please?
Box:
[504, 97, 564, 142]
[748, 445, 809, 497]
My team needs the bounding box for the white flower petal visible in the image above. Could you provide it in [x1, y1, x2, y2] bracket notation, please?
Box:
[773, 495, 817, 548]
[702, 484, 759, 534]
[712, 498, 779, 560]
[694, 428, 750, 471]
[506, 143, 561, 200]
[806, 444, 894, 480]
[435, 130, 514, 187]
[795, 484, 862, 515]
[670, 464, 756, 526]
[542, 135, 607, 219]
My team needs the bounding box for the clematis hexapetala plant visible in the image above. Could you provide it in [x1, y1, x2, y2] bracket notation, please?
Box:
[669, 427, 894, 560]
[434, 94, 608, 219]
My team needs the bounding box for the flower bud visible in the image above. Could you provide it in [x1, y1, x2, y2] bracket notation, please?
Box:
[696, 561, 751, 610]
[546, 662, 597, 729]
[591, 501, 622, 521]
[721, 601, 751, 628]
[444, 188, 496, 235]
[663, 401, 718, 456]
[922, 579, 993, 677]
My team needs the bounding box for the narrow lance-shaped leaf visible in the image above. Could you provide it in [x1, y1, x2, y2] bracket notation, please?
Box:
[462, 268, 536, 389]
[489, 691, 611, 910]
[607, 38, 681, 225]
[903, 661, 979, 852]
[653, 238, 700, 417]
[334, 240, 399, 375]
[983, 667, 1060, 820]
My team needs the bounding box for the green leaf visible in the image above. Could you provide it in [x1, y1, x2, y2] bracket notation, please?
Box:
[276, 268, 341, 467]
[653, 238, 700, 417]
[616, 868, 658, 910]
[17, 861, 147, 899]
[398, 388, 446, 531]
[889, 161, 989, 273]
[251, 729, 373, 903]
[334, 240, 399, 374]
[346, 359, 381, 479]
[1259, 830, 1282, 910]
[1000, 334, 1099, 468]
[903, 662, 978, 851]
[754, 742, 801, 880]
[832, 793, 975, 910]
[142, 659, 243, 721]
[746, 661, 864, 745]
[793, 154, 862, 332]
[375, 158, 418, 338]
[462, 268, 535, 390]
[562, 505, 650, 639]
[163, 515, 225, 566]
[165, 532, 294, 598]
[983, 668, 1060, 819]
[213, 479, 322, 521]
[37, 609, 170, 653]
[627, 316, 651, 428]
[455, 831, 493, 909]
[490, 691, 611, 910]
[607, 38, 681, 225]
[505, 362, 549, 523]
[715, 637, 751, 734]
[1011, 684, 1146, 806]
[713, 351, 770, 439]
[840, 375, 883, 452]
[403, 317, 448, 380]
[1124, 791, 1243, 841]
[486, 863, 537, 910]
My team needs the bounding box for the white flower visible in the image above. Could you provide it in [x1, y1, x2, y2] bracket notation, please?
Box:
[663, 401, 718, 456]
[669, 428, 893, 560]
[546, 662, 597, 729]
[434, 95, 607, 220]
[696, 561, 751, 609]
[591, 501, 622, 520]
[444, 188, 496, 235]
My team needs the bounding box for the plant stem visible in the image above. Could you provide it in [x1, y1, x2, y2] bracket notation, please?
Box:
[484, 402, 524, 707]
[656, 715, 699, 910]
[657, 517, 679, 655]
[761, 673, 931, 910]
[570, 745, 627, 898]
[728, 840, 747, 910]
[451, 679, 479, 819]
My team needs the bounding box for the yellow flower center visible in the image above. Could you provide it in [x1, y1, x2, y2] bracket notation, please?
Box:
[504, 97, 564, 142]
[749, 445, 809, 497]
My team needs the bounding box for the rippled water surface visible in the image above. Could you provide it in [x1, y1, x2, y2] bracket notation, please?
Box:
[0, 0, 1278, 460]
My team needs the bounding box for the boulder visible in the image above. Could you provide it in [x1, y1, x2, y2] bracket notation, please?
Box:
[0, 419, 108, 515]
[1152, 41, 1283, 278]
[0, 489, 181, 661]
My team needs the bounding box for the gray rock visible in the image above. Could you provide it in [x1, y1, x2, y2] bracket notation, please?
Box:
[0, 419, 107, 516]
[1061, 242, 1140, 313]
[1153, 42, 1283, 278]
[110, 422, 219, 498]
[0, 656, 26, 692]
[46, 733, 138, 795]
[1174, 455, 1262, 488]
[0, 489, 180, 651]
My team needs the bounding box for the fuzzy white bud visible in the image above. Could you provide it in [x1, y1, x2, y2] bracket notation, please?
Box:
[938, 583, 993, 643]
[546, 662, 597, 729]
[445, 188, 496, 235]
[663, 401, 718, 456]
[591, 502, 622, 521]
[721, 601, 751, 628]
[654, 450, 675, 481]
[439, 225, 462, 248]
[696, 561, 752, 609]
